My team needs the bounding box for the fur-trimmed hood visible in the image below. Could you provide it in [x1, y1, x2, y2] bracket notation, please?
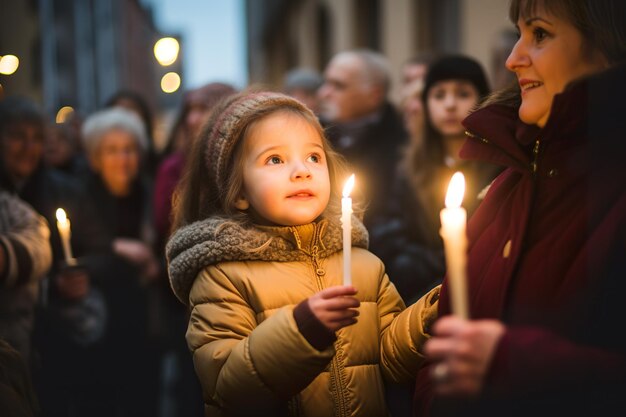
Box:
[166, 215, 369, 304]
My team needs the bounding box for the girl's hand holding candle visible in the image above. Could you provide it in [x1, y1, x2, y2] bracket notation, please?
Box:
[439, 172, 469, 319]
[341, 174, 355, 286]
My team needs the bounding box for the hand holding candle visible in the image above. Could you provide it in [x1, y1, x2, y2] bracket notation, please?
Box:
[56, 208, 77, 266]
[341, 174, 355, 286]
[439, 172, 469, 319]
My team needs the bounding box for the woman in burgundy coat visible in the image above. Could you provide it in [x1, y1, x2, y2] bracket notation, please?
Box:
[413, 1, 626, 416]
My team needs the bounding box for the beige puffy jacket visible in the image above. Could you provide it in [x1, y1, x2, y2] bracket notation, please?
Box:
[167, 217, 439, 417]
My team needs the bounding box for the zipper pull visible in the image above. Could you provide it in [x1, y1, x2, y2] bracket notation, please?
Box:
[311, 246, 325, 276]
[531, 139, 541, 174]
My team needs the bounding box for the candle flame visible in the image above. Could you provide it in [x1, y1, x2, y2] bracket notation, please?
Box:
[56, 208, 67, 223]
[445, 172, 465, 208]
[342, 174, 355, 197]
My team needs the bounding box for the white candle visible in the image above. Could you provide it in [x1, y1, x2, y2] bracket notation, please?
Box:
[55, 208, 77, 266]
[439, 172, 469, 319]
[341, 174, 355, 286]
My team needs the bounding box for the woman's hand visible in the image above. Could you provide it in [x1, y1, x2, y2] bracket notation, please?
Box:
[112, 238, 160, 283]
[308, 285, 360, 332]
[424, 315, 505, 397]
[113, 238, 152, 265]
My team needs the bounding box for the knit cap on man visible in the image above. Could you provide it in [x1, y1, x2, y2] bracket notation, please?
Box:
[204, 91, 315, 200]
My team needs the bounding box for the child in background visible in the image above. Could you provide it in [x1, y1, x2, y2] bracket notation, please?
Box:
[166, 91, 440, 416]
[370, 55, 500, 305]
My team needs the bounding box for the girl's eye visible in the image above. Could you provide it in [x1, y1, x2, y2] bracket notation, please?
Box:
[457, 89, 474, 99]
[307, 153, 322, 163]
[267, 156, 283, 165]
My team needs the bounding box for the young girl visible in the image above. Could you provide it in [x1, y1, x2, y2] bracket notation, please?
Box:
[370, 55, 501, 305]
[166, 91, 440, 416]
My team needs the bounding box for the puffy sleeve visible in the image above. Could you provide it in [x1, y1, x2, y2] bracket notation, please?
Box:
[379, 273, 440, 383]
[0, 193, 52, 287]
[186, 264, 335, 414]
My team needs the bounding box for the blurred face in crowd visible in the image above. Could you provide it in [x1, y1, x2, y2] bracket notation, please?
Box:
[44, 125, 74, 168]
[402, 62, 428, 86]
[506, 4, 607, 127]
[318, 55, 382, 123]
[401, 79, 425, 137]
[185, 94, 214, 141]
[1, 121, 44, 181]
[427, 80, 480, 139]
[92, 129, 140, 196]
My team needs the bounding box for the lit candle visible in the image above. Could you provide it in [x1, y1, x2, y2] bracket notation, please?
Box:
[55, 208, 77, 266]
[439, 172, 469, 319]
[341, 174, 355, 286]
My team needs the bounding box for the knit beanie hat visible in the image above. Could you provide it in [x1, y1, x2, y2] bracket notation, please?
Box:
[422, 55, 490, 102]
[205, 91, 317, 200]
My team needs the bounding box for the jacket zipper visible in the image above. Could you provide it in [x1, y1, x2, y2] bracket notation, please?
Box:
[531, 139, 541, 174]
[290, 225, 349, 417]
[310, 228, 349, 417]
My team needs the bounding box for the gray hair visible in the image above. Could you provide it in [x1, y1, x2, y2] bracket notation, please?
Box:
[283, 68, 323, 93]
[81, 107, 148, 160]
[335, 49, 391, 94]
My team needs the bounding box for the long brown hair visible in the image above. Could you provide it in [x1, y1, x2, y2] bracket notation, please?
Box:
[171, 90, 350, 231]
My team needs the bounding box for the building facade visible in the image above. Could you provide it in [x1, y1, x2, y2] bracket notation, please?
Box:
[245, 0, 512, 102]
[1, 0, 182, 122]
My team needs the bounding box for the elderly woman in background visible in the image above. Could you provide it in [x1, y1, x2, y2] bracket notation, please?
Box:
[78, 107, 160, 417]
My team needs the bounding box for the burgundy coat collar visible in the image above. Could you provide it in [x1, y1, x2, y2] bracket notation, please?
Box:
[460, 73, 591, 173]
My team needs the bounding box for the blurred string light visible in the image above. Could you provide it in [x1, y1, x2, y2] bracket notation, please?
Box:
[154, 37, 179, 66]
[161, 72, 181, 93]
[0, 55, 20, 75]
[55, 106, 74, 123]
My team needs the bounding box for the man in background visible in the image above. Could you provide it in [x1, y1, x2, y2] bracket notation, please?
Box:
[318, 49, 408, 229]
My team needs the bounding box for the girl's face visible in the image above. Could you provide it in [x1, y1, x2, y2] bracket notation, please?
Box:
[426, 80, 480, 139]
[92, 129, 140, 194]
[236, 112, 331, 226]
[506, 6, 607, 127]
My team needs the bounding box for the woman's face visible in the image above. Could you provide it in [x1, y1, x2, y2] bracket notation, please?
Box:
[506, 6, 607, 127]
[426, 80, 480, 139]
[92, 129, 140, 194]
[1, 121, 44, 181]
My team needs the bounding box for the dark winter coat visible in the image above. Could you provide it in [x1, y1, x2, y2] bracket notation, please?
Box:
[324, 102, 408, 230]
[369, 159, 500, 305]
[413, 64, 626, 416]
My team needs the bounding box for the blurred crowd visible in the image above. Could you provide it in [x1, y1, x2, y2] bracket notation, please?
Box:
[4, 1, 623, 416]
[0, 44, 508, 417]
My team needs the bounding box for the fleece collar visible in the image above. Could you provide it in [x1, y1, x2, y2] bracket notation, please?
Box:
[166, 215, 368, 304]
